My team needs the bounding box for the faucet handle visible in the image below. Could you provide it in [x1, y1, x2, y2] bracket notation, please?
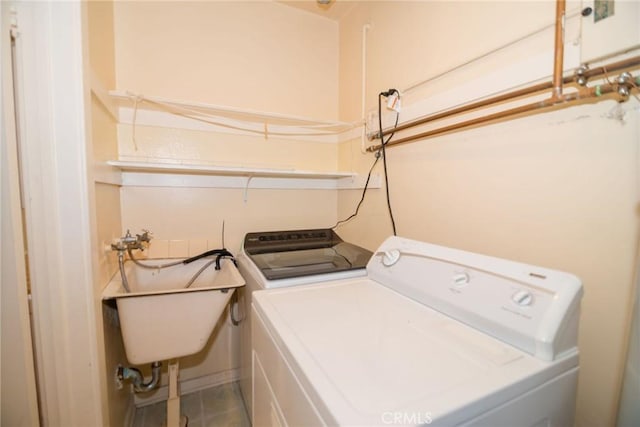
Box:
[137, 229, 153, 243]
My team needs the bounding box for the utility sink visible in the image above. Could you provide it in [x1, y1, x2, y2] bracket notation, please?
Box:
[103, 258, 245, 365]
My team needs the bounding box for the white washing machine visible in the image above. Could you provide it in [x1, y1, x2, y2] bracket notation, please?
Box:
[236, 229, 373, 419]
[252, 236, 583, 427]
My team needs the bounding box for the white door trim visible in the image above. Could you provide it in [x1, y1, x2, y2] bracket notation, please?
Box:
[11, 1, 105, 425]
[1, 2, 40, 425]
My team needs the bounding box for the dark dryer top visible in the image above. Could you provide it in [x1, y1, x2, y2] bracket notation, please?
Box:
[243, 229, 372, 281]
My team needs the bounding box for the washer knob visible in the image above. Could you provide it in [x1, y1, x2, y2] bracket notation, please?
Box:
[382, 249, 401, 267]
[512, 290, 534, 306]
[452, 272, 470, 286]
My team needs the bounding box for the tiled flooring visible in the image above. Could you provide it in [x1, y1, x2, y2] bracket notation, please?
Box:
[132, 382, 251, 427]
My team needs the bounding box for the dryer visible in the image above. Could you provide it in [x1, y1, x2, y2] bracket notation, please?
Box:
[252, 236, 583, 426]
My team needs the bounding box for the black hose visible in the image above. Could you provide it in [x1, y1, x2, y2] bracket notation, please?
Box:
[182, 248, 234, 265]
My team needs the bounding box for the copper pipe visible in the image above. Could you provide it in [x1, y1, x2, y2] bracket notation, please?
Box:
[368, 83, 618, 150]
[381, 82, 553, 135]
[551, 0, 566, 99]
[367, 0, 638, 152]
[581, 56, 640, 80]
[376, 55, 640, 141]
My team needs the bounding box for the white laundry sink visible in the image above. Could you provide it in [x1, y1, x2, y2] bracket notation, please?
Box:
[103, 258, 245, 365]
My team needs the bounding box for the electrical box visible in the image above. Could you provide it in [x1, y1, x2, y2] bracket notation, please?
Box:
[581, 0, 640, 63]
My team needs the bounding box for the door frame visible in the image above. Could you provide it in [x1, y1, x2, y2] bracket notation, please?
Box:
[1, 2, 40, 424]
[5, 1, 105, 425]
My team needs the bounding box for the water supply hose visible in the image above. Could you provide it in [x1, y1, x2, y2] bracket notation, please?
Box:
[126, 248, 236, 269]
[123, 247, 238, 290]
[230, 290, 242, 326]
[126, 248, 184, 269]
[183, 255, 237, 289]
[184, 259, 217, 289]
[118, 252, 131, 293]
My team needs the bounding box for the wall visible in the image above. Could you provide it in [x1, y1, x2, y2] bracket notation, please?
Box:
[86, 0, 131, 425]
[109, 0, 341, 403]
[114, 0, 338, 119]
[337, 2, 639, 427]
[616, 266, 639, 426]
[112, 0, 341, 170]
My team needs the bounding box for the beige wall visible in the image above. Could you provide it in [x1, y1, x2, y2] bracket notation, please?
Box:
[337, 2, 639, 427]
[113, 0, 339, 119]
[112, 0, 342, 170]
[116, 124, 340, 171]
[87, 1, 131, 425]
[110, 0, 344, 247]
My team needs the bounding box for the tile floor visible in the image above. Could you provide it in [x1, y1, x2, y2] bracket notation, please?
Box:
[132, 382, 251, 427]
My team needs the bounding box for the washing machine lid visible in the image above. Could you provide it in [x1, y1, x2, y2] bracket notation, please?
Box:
[238, 249, 369, 289]
[242, 229, 372, 282]
[253, 279, 578, 426]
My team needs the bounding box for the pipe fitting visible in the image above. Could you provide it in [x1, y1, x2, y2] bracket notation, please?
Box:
[616, 72, 633, 100]
[575, 65, 589, 86]
[117, 361, 162, 393]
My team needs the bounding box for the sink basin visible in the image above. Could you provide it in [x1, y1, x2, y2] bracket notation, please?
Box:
[103, 258, 245, 365]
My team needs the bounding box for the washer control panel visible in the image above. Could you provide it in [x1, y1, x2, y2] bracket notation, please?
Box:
[368, 236, 583, 361]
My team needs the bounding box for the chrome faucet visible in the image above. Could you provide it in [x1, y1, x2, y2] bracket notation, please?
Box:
[136, 229, 152, 247]
[111, 229, 152, 252]
[111, 229, 153, 293]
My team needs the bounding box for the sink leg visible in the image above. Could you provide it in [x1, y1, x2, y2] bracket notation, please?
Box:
[166, 359, 185, 427]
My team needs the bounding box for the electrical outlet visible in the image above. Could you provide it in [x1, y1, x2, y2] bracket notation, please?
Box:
[386, 92, 401, 112]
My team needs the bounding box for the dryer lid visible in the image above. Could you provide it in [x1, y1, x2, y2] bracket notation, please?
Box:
[253, 278, 578, 426]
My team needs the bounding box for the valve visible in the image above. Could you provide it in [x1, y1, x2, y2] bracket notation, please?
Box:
[616, 72, 633, 100]
[575, 65, 589, 87]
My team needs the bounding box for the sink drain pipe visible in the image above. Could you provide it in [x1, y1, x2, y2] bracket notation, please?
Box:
[117, 361, 162, 393]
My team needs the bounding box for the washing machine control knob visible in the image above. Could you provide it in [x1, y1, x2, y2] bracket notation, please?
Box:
[452, 272, 470, 286]
[512, 290, 534, 306]
[381, 249, 401, 267]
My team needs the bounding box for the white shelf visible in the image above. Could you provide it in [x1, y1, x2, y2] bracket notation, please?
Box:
[107, 160, 355, 179]
[104, 160, 379, 190]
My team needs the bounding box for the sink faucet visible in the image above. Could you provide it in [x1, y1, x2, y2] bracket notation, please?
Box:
[111, 229, 153, 293]
[136, 229, 152, 246]
[111, 229, 153, 252]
